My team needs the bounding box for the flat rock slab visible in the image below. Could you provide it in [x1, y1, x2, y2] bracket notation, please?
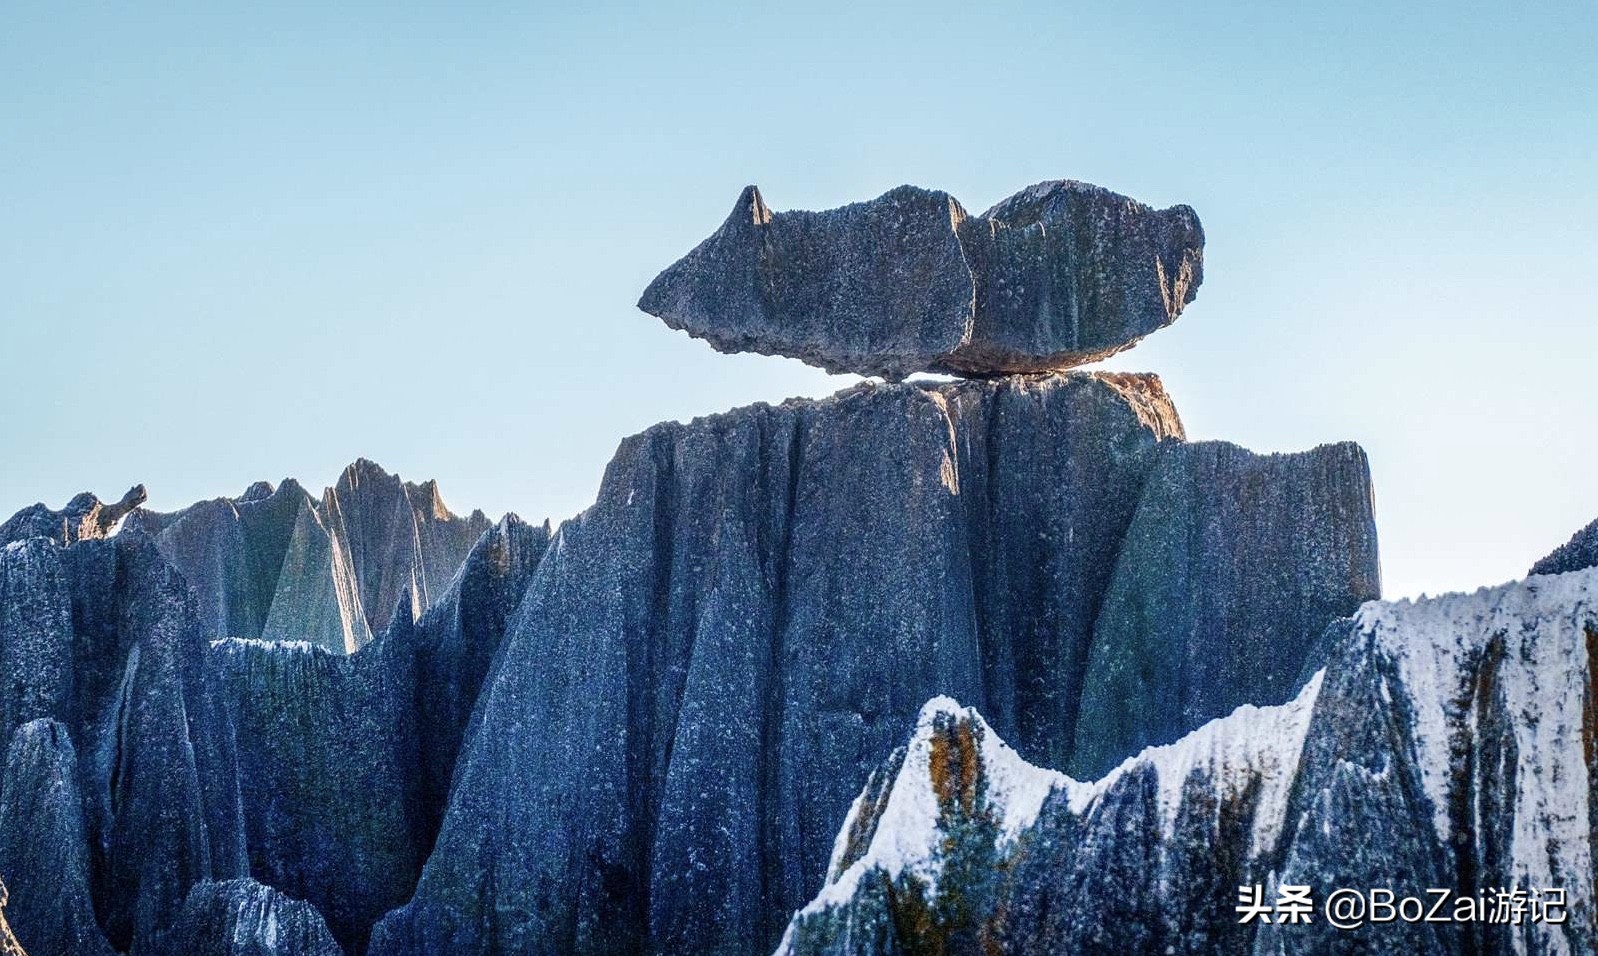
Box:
[639, 180, 1204, 379]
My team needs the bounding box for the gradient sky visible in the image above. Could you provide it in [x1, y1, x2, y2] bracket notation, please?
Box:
[3, 2, 1594, 600]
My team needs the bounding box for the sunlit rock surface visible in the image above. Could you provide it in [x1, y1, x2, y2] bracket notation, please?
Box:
[0, 485, 145, 547]
[124, 459, 491, 653]
[639, 180, 1203, 379]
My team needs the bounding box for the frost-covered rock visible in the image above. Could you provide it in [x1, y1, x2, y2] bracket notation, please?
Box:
[779, 570, 1598, 955]
[141, 879, 341, 956]
[1532, 515, 1598, 576]
[639, 180, 1204, 379]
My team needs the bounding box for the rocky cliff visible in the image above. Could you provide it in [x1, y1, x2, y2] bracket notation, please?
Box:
[779, 569, 1598, 955]
[368, 371, 1378, 955]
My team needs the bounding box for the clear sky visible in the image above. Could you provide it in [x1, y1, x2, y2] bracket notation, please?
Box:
[2, 2, 1594, 600]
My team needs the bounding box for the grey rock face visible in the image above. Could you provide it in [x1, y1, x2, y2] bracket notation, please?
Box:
[123, 459, 491, 653]
[0, 532, 247, 953]
[779, 570, 1598, 956]
[142, 879, 341, 956]
[0, 485, 146, 547]
[1070, 440, 1381, 778]
[0, 719, 115, 956]
[638, 181, 1204, 379]
[371, 372, 1375, 956]
[0, 482, 543, 954]
[205, 514, 550, 954]
[1532, 515, 1598, 576]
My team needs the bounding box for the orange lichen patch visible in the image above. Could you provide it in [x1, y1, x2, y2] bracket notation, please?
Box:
[929, 717, 981, 817]
[1093, 372, 1186, 441]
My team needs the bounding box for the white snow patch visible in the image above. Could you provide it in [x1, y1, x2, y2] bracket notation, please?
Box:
[1076, 670, 1325, 855]
[801, 696, 1079, 919]
[1354, 567, 1598, 930]
[208, 636, 320, 654]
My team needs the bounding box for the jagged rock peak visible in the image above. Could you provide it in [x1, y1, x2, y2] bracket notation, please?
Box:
[638, 180, 1204, 379]
[1532, 514, 1598, 576]
[0, 483, 146, 546]
[108, 458, 494, 652]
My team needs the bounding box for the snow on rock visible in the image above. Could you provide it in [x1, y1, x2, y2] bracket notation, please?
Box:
[1357, 567, 1598, 930]
[1082, 668, 1324, 854]
[805, 696, 1075, 913]
[778, 569, 1598, 954]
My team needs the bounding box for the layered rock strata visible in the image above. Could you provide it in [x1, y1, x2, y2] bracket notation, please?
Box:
[638, 181, 1204, 379]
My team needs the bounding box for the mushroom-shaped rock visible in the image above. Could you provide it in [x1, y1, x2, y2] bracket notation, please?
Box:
[638, 180, 1203, 379]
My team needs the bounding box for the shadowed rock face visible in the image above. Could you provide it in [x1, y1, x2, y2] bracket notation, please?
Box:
[0, 719, 114, 956]
[0, 512, 548, 956]
[780, 569, 1598, 956]
[206, 516, 551, 955]
[143, 879, 342, 956]
[370, 372, 1376, 956]
[638, 181, 1204, 379]
[0, 532, 246, 953]
[123, 459, 491, 653]
[1070, 439, 1381, 778]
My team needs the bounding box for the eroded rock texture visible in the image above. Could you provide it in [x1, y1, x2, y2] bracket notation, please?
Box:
[142, 879, 341, 956]
[371, 371, 1376, 956]
[0, 719, 114, 956]
[125, 459, 491, 653]
[206, 515, 550, 954]
[0, 485, 146, 547]
[0, 503, 545, 955]
[0, 532, 245, 953]
[639, 181, 1204, 379]
[781, 569, 1598, 956]
[1070, 440, 1380, 778]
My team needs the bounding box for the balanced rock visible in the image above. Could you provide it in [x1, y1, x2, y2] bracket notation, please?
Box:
[638, 180, 1204, 379]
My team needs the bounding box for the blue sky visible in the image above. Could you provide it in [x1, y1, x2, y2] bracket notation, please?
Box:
[2, 2, 1594, 599]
